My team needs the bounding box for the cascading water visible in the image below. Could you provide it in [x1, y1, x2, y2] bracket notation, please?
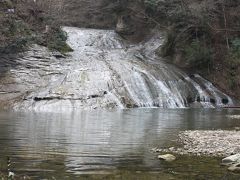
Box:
[13, 27, 234, 111]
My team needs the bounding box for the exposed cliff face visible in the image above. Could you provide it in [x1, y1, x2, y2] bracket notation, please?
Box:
[62, 0, 151, 42]
[0, 27, 234, 111]
[0, 45, 62, 109]
[0, 0, 238, 110]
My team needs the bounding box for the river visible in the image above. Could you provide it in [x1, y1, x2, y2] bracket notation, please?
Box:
[0, 108, 240, 179]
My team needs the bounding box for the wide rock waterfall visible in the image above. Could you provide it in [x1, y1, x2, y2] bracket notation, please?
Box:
[5, 27, 233, 111]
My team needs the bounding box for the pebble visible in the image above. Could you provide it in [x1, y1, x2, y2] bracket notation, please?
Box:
[158, 154, 176, 162]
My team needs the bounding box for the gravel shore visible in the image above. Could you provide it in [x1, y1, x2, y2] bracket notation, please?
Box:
[155, 130, 240, 157]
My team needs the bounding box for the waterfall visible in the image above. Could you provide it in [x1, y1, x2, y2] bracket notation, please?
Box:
[13, 27, 234, 111]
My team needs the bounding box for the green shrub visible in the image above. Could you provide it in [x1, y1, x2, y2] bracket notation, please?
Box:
[45, 28, 73, 54]
[0, 17, 33, 53]
[228, 76, 237, 90]
[232, 38, 240, 50]
[184, 40, 213, 69]
[144, 0, 160, 10]
[231, 38, 240, 56]
[225, 38, 240, 89]
[228, 52, 240, 67]
[1, 37, 30, 53]
[161, 29, 177, 57]
[1, 1, 70, 55]
[227, 38, 240, 67]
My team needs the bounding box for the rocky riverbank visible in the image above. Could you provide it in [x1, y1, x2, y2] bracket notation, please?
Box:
[153, 128, 240, 173]
[178, 130, 240, 156]
[154, 130, 240, 157]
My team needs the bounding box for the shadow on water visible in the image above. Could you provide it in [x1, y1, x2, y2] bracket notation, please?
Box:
[0, 108, 240, 179]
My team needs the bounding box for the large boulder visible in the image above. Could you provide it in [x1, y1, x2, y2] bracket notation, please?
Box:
[222, 154, 240, 165]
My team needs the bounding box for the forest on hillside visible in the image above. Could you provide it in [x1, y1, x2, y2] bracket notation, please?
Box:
[0, 0, 71, 54]
[143, 0, 240, 97]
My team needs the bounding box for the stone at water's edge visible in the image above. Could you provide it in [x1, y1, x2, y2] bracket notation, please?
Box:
[228, 163, 240, 173]
[222, 154, 240, 173]
[222, 154, 240, 165]
[227, 115, 240, 119]
[0, 27, 234, 111]
[158, 154, 176, 162]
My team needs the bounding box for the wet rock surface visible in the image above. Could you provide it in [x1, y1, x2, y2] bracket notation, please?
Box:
[0, 27, 234, 111]
[0, 46, 62, 109]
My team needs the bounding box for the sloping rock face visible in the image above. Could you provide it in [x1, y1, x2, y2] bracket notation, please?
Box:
[0, 45, 66, 109]
[0, 27, 234, 111]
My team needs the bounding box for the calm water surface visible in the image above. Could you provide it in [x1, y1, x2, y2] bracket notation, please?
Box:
[0, 108, 240, 179]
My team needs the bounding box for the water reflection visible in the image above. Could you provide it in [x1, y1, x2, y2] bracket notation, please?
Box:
[0, 109, 239, 177]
